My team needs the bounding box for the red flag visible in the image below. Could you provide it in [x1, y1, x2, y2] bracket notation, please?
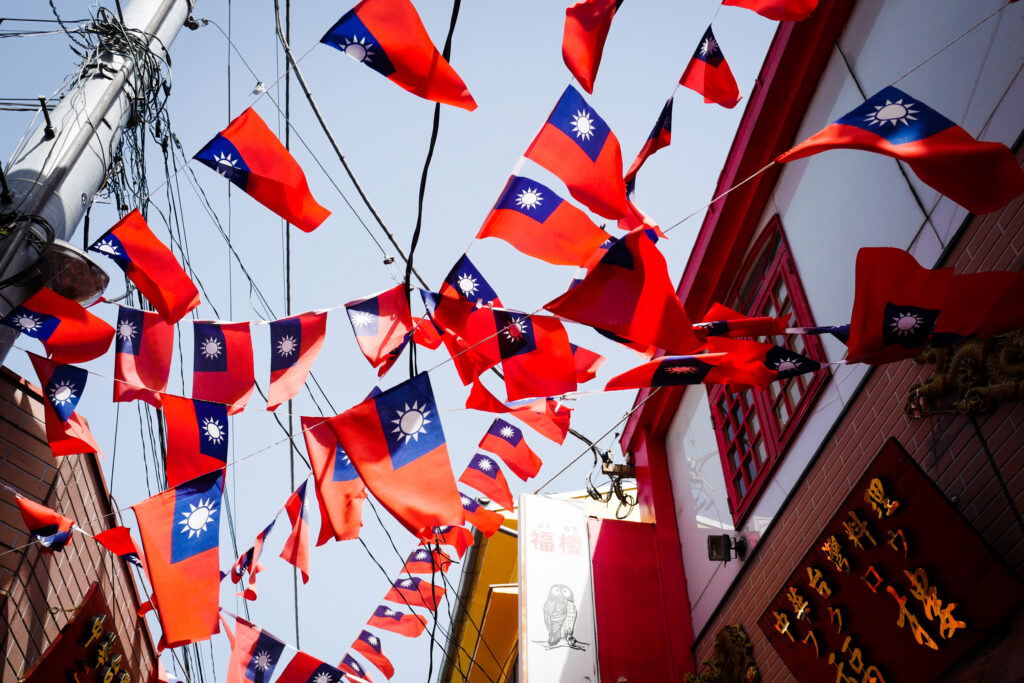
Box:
[280, 481, 311, 583]
[352, 630, 394, 680]
[346, 286, 413, 369]
[478, 418, 542, 481]
[94, 526, 146, 571]
[302, 417, 366, 544]
[975, 272, 1024, 339]
[89, 210, 200, 323]
[694, 302, 790, 340]
[267, 311, 327, 411]
[931, 270, 1020, 345]
[497, 312, 578, 401]
[339, 654, 374, 683]
[777, 86, 1024, 214]
[525, 85, 628, 219]
[545, 228, 701, 354]
[422, 526, 474, 559]
[459, 454, 515, 510]
[561, 0, 620, 94]
[570, 344, 606, 384]
[2, 287, 114, 363]
[401, 546, 454, 575]
[226, 616, 287, 683]
[194, 108, 330, 231]
[329, 374, 463, 537]
[616, 199, 666, 239]
[624, 96, 673, 186]
[411, 317, 444, 350]
[28, 352, 103, 457]
[320, 0, 476, 111]
[476, 175, 609, 266]
[459, 492, 504, 538]
[679, 26, 741, 109]
[604, 352, 776, 391]
[113, 306, 173, 408]
[708, 336, 821, 387]
[161, 394, 229, 488]
[722, 0, 818, 21]
[14, 495, 75, 552]
[367, 606, 427, 638]
[466, 380, 572, 445]
[192, 320, 254, 415]
[277, 651, 345, 683]
[385, 576, 445, 611]
[132, 471, 223, 646]
[230, 520, 275, 601]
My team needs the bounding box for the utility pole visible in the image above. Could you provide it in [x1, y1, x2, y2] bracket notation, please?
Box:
[0, 0, 195, 361]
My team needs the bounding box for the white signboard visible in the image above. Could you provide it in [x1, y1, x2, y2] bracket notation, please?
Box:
[518, 494, 599, 682]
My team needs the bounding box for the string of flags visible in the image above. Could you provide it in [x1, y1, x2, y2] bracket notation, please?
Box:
[3, 0, 1023, 680]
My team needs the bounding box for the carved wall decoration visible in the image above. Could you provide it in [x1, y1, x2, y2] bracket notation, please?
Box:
[684, 624, 761, 683]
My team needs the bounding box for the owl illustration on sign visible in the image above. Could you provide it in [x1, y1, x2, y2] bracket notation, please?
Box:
[543, 583, 582, 648]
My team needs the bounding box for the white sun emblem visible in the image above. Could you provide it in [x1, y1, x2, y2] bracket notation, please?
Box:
[888, 311, 926, 336]
[202, 416, 225, 444]
[700, 37, 718, 56]
[666, 365, 699, 374]
[391, 401, 431, 443]
[400, 578, 414, 587]
[178, 498, 217, 538]
[461, 495, 472, 507]
[252, 650, 273, 671]
[48, 380, 77, 406]
[340, 35, 375, 63]
[864, 98, 919, 127]
[571, 110, 596, 141]
[456, 273, 478, 297]
[415, 549, 429, 560]
[502, 317, 529, 344]
[311, 673, 332, 683]
[14, 313, 42, 332]
[200, 337, 222, 359]
[773, 355, 802, 373]
[94, 238, 120, 256]
[276, 334, 298, 357]
[350, 311, 373, 328]
[383, 607, 396, 616]
[515, 187, 543, 210]
[117, 320, 137, 342]
[366, 634, 378, 646]
[499, 425, 516, 439]
[212, 152, 240, 178]
[476, 457, 494, 472]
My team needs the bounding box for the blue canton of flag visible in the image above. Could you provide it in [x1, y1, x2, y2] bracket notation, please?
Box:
[652, 357, 712, 386]
[44, 364, 87, 422]
[835, 86, 954, 145]
[443, 254, 501, 307]
[693, 26, 724, 67]
[115, 306, 145, 355]
[346, 295, 382, 336]
[194, 136, 251, 190]
[1, 305, 59, 340]
[170, 471, 223, 564]
[193, 323, 229, 372]
[547, 86, 611, 162]
[468, 454, 500, 480]
[269, 317, 302, 371]
[92, 231, 131, 267]
[373, 373, 445, 469]
[495, 311, 538, 360]
[488, 418, 522, 446]
[247, 630, 286, 683]
[495, 176, 561, 223]
[194, 399, 229, 463]
[320, 13, 396, 77]
[881, 302, 939, 349]
[332, 444, 359, 482]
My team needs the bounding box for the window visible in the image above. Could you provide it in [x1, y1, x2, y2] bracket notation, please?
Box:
[709, 217, 829, 523]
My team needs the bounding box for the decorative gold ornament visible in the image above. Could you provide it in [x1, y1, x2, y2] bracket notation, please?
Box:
[684, 624, 761, 683]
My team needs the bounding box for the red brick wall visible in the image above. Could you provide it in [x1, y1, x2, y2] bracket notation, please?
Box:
[692, 170, 1024, 681]
[1, 368, 157, 683]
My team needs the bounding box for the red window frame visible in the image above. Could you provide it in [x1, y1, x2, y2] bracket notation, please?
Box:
[708, 217, 830, 525]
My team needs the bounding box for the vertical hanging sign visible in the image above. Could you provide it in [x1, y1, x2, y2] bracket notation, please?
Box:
[518, 494, 599, 681]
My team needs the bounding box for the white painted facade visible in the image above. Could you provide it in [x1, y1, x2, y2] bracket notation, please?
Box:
[667, 0, 1024, 637]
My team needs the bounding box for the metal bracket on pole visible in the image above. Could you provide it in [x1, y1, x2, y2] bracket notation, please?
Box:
[38, 96, 56, 140]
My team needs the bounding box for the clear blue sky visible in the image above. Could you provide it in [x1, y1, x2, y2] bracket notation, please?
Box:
[1, 0, 774, 679]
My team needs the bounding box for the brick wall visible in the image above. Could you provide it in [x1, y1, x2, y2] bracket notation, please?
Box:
[693, 166, 1024, 681]
[0, 368, 157, 683]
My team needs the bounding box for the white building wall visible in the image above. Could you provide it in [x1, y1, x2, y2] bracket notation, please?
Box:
[669, 0, 1024, 637]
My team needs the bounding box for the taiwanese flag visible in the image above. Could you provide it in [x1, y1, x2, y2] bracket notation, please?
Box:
[14, 495, 75, 552]
[329, 373, 463, 537]
[345, 286, 413, 369]
[478, 418, 542, 481]
[776, 86, 1024, 214]
[339, 655, 373, 683]
[132, 471, 223, 646]
[423, 526, 474, 559]
[846, 247, 952, 364]
[192, 320, 254, 415]
[89, 210, 200, 323]
[279, 480, 311, 583]
[302, 417, 366, 544]
[624, 96, 672, 186]
[459, 454, 515, 511]
[411, 317, 444, 350]
[367, 606, 427, 638]
[459, 492, 504, 538]
[320, 0, 476, 111]
[352, 630, 394, 680]
[113, 306, 173, 408]
[440, 254, 503, 308]
[722, 0, 818, 21]
[679, 26, 741, 109]
[616, 199, 666, 239]
[930, 270, 1021, 346]
[975, 272, 1024, 339]
[604, 353, 770, 391]
[385, 576, 445, 611]
[94, 526, 146, 571]
[495, 311, 577, 401]
[708, 336, 821, 387]
[161, 394, 229, 489]
[465, 380, 572, 445]
[401, 546, 454, 575]
[226, 616, 287, 683]
[277, 652, 345, 683]
[476, 176, 609, 266]
[194, 108, 330, 232]
[231, 520, 275, 600]
[545, 228, 701, 354]
[570, 344, 606, 384]
[268, 311, 328, 411]
[2, 287, 114, 363]
[525, 85, 628, 219]
[561, 0, 621, 94]
[28, 352, 103, 457]
[693, 302, 790, 341]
